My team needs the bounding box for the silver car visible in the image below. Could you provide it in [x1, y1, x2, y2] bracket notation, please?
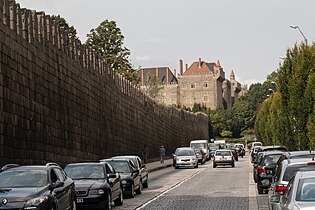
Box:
[173, 147, 198, 169]
[270, 170, 315, 210]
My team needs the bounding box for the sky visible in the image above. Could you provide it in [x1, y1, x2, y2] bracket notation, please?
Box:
[16, 0, 315, 85]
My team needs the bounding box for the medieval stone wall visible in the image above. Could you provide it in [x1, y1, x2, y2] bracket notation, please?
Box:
[0, 0, 209, 167]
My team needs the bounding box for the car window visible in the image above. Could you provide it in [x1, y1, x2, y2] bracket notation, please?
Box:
[0, 169, 47, 187]
[216, 151, 231, 156]
[105, 163, 114, 174]
[263, 154, 282, 166]
[137, 158, 142, 168]
[296, 178, 315, 201]
[283, 165, 313, 181]
[64, 164, 105, 179]
[283, 176, 295, 200]
[108, 161, 131, 173]
[176, 149, 195, 156]
[53, 168, 66, 182]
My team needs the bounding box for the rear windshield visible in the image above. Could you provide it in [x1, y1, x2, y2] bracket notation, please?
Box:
[296, 178, 315, 201]
[262, 154, 282, 166]
[283, 165, 310, 181]
[216, 151, 231, 156]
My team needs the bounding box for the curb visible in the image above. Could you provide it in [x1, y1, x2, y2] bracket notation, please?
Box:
[147, 163, 173, 173]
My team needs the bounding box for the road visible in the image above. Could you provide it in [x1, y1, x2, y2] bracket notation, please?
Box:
[111, 154, 271, 210]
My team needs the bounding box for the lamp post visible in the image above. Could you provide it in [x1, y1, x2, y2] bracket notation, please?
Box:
[290, 25, 308, 45]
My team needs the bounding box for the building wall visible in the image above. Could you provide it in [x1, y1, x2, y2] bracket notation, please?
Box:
[0, 0, 209, 167]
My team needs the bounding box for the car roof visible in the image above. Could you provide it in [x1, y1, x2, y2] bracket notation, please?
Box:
[176, 147, 193, 150]
[111, 155, 139, 159]
[288, 158, 315, 165]
[216, 149, 232, 152]
[261, 151, 285, 155]
[297, 170, 315, 179]
[66, 161, 105, 166]
[289, 151, 315, 156]
[100, 158, 130, 162]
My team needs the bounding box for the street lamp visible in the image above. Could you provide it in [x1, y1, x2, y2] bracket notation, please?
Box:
[290, 25, 308, 45]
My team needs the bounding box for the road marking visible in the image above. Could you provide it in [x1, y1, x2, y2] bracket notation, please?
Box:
[135, 167, 207, 210]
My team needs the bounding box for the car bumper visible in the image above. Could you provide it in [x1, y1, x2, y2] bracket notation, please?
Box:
[258, 176, 273, 188]
[76, 195, 107, 209]
[175, 161, 196, 167]
[213, 160, 234, 165]
[122, 182, 133, 195]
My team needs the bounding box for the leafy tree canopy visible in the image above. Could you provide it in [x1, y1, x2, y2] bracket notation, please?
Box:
[51, 15, 79, 40]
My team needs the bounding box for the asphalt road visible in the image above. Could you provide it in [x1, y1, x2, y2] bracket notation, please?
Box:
[112, 154, 270, 210]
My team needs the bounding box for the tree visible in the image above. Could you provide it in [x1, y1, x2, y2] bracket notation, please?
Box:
[143, 74, 164, 99]
[86, 20, 138, 83]
[51, 15, 79, 40]
[220, 130, 233, 138]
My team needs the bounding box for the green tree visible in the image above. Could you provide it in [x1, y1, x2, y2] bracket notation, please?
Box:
[51, 15, 79, 40]
[144, 74, 164, 99]
[86, 20, 138, 83]
[220, 130, 233, 138]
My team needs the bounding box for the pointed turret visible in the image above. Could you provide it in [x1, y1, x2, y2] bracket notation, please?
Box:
[216, 59, 221, 68]
[230, 70, 235, 80]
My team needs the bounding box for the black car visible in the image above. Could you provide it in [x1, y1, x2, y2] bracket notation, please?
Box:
[194, 148, 206, 164]
[0, 163, 76, 210]
[64, 161, 123, 210]
[256, 151, 285, 194]
[110, 155, 149, 188]
[101, 159, 142, 198]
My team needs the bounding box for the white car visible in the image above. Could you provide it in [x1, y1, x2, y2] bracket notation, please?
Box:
[213, 149, 235, 168]
[173, 147, 198, 169]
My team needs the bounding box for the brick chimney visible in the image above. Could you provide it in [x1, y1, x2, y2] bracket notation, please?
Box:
[141, 68, 144, 86]
[166, 68, 169, 84]
[198, 58, 201, 68]
[179, 59, 183, 75]
[155, 67, 159, 79]
[174, 69, 177, 77]
[186, 64, 188, 71]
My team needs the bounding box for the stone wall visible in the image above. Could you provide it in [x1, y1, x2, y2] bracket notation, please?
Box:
[0, 0, 209, 167]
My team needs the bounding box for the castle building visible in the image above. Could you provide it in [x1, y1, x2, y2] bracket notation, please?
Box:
[138, 58, 244, 110]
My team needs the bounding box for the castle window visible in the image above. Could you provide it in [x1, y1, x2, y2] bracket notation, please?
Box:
[191, 96, 196, 102]
[203, 82, 208, 88]
[190, 83, 196, 88]
[203, 96, 208, 101]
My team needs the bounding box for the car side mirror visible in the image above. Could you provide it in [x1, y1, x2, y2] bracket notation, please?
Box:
[269, 194, 280, 204]
[108, 173, 117, 179]
[50, 181, 64, 191]
[141, 164, 146, 169]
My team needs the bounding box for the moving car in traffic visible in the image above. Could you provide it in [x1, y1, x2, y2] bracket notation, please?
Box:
[194, 148, 207, 164]
[190, 140, 210, 160]
[213, 149, 235, 168]
[64, 161, 123, 210]
[0, 163, 76, 210]
[173, 147, 198, 169]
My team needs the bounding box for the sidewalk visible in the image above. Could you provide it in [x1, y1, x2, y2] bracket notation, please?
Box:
[146, 158, 173, 172]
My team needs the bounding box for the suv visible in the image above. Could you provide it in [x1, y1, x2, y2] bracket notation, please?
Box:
[213, 149, 235, 168]
[0, 163, 76, 210]
[256, 151, 285, 194]
[64, 161, 123, 210]
[110, 155, 149, 188]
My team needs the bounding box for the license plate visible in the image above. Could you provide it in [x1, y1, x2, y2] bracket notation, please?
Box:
[77, 198, 84, 203]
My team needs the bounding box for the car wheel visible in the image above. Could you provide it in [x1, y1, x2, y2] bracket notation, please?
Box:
[135, 181, 142, 194]
[257, 184, 263, 194]
[130, 184, 135, 198]
[105, 193, 112, 210]
[143, 176, 148, 188]
[114, 188, 123, 206]
[194, 163, 198, 168]
[232, 163, 235, 168]
[213, 163, 217, 168]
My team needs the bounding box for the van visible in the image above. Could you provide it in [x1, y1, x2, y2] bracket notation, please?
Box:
[190, 140, 210, 160]
[252, 142, 263, 148]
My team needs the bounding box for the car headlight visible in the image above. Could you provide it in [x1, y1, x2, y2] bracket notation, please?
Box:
[121, 180, 127, 185]
[89, 189, 105, 195]
[24, 196, 48, 209]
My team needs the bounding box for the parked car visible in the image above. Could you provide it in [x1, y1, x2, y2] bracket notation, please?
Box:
[213, 149, 235, 168]
[0, 163, 76, 210]
[253, 152, 265, 183]
[251, 146, 263, 162]
[111, 155, 149, 188]
[64, 161, 123, 210]
[269, 159, 315, 210]
[252, 141, 263, 148]
[256, 151, 285, 194]
[101, 158, 142, 198]
[270, 170, 315, 209]
[173, 147, 198, 169]
[194, 148, 207, 164]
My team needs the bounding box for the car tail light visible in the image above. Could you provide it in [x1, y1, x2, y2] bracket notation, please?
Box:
[275, 185, 287, 194]
[308, 162, 315, 165]
[257, 167, 265, 173]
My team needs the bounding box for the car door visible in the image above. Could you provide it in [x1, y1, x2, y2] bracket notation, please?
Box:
[50, 168, 67, 210]
[105, 163, 120, 198]
[279, 176, 295, 210]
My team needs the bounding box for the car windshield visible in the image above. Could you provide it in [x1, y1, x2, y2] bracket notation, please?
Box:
[0, 169, 47, 188]
[296, 178, 315, 201]
[216, 151, 231, 156]
[176, 149, 195, 156]
[191, 143, 206, 149]
[107, 161, 131, 173]
[262, 154, 282, 166]
[64, 164, 105, 179]
[283, 165, 314, 181]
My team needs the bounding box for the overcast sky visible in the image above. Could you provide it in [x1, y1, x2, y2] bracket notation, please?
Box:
[17, 0, 315, 85]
